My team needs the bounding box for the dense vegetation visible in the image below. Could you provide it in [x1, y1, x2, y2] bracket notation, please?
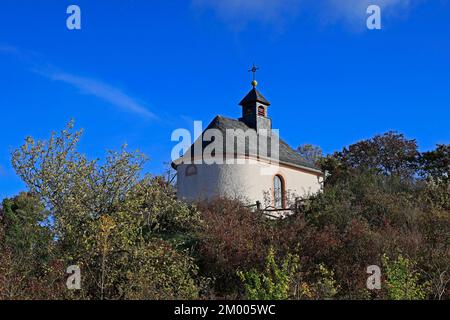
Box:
[0, 123, 448, 300]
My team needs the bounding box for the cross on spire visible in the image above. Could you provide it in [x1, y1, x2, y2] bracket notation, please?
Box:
[248, 64, 259, 87]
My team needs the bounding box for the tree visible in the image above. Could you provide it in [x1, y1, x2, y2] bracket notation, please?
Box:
[1, 193, 52, 265]
[321, 132, 419, 181]
[420, 144, 449, 185]
[6, 123, 450, 300]
[126, 176, 202, 236]
[12, 121, 146, 244]
[11, 121, 202, 299]
[0, 193, 66, 300]
[296, 144, 323, 166]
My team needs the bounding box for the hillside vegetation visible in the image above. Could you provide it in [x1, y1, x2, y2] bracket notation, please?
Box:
[1, 123, 448, 300]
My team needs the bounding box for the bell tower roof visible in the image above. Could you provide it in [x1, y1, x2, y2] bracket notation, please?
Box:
[239, 87, 271, 106]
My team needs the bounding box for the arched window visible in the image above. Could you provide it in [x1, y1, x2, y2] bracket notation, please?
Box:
[274, 175, 285, 209]
[258, 106, 266, 116]
[185, 164, 197, 177]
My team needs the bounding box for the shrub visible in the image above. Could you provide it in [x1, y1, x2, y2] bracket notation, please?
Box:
[196, 198, 275, 297]
[238, 247, 300, 300]
[382, 254, 430, 300]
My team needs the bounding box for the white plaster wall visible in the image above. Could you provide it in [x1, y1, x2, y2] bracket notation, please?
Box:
[177, 159, 322, 206]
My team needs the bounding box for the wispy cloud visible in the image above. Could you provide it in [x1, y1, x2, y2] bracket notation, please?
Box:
[36, 69, 156, 119]
[192, 0, 425, 30]
[317, 0, 419, 27]
[0, 45, 156, 119]
[192, 0, 302, 29]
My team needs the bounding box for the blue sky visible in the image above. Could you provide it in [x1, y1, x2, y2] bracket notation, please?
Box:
[1, 0, 449, 199]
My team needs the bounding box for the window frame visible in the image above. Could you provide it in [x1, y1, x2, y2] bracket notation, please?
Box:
[273, 174, 285, 209]
[258, 106, 266, 117]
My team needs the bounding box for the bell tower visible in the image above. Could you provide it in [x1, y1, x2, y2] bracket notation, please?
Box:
[239, 65, 272, 132]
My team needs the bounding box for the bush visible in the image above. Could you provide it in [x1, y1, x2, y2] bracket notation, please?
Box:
[124, 239, 200, 300]
[238, 247, 299, 300]
[196, 198, 276, 297]
[382, 254, 430, 300]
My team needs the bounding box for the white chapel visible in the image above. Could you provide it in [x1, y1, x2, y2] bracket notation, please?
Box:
[172, 73, 324, 209]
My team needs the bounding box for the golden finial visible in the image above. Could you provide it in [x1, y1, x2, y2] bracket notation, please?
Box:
[248, 64, 259, 88]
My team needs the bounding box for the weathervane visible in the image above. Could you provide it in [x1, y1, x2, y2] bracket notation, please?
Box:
[248, 64, 259, 88]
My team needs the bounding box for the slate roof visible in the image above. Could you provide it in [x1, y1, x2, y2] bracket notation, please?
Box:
[239, 88, 271, 106]
[173, 115, 322, 173]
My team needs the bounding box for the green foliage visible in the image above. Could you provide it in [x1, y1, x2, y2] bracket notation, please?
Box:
[0, 194, 67, 299]
[126, 176, 202, 236]
[420, 144, 450, 185]
[12, 121, 146, 243]
[124, 239, 200, 299]
[313, 264, 339, 299]
[8, 121, 202, 300]
[2, 123, 449, 300]
[1, 193, 52, 263]
[320, 131, 419, 181]
[291, 263, 340, 300]
[285, 138, 449, 299]
[382, 254, 430, 300]
[238, 247, 299, 300]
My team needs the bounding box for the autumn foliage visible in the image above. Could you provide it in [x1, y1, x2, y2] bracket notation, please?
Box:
[0, 124, 448, 300]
